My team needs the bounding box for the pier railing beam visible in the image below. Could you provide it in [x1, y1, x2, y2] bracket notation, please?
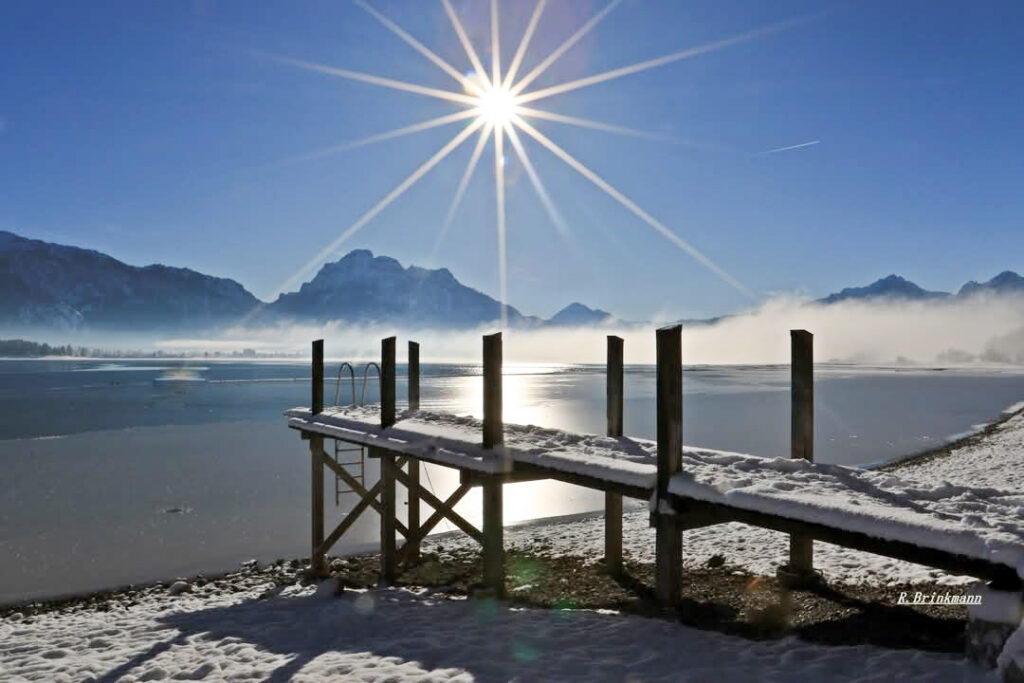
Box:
[309, 339, 327, 577]
[605, 335, 624, 575]
[481, 332, 505, 596]
[785, 329, 816, 583]
[406, 341, 421, 564]
[654, 325, 683, 606]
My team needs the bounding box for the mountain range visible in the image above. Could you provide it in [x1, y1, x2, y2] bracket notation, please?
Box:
[0, 230, 1019, 331]
[0, 231, 613, 331]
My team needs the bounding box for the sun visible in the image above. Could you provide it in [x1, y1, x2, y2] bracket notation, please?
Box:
[267, 0, 800, 324]
[476, 84, 519, 127]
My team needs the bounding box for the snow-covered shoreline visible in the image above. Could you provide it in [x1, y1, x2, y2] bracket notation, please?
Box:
[3, 408, 1023, 680]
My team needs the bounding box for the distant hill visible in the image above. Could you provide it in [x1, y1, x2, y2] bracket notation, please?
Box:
[817, 274, 950, 304]
[958, 271, 1024, 297]
[264, 249, 540, 328]
[547, 302, 613, 326]
[0, 231, 259, 330]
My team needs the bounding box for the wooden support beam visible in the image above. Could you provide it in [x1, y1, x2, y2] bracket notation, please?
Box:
[311, 339, 324, 415]
[789, 329, 814, 575]
[398, 483, 474, 563]
[482, 332, 503, 449]
[381, 337, 396, 428]
[675, 496, 1016, 584]
[393, 466, 483, 545]
[320, 453, 409, 537]
[605, 335, 624, 575]
[310, 339, 326, 577]
[482, 477, 504, 596]
[407, 341, 421, 563]
[654, 325, 683, 606]
[460, 468, 549, 487]
[378, 447, 397, 585]
[408, 341, 420, 410]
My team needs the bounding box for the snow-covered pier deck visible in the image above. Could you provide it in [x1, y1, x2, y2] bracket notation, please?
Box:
[287, 329, 1024, 607]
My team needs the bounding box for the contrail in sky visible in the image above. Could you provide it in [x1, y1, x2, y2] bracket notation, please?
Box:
[760, 140, 821, 155]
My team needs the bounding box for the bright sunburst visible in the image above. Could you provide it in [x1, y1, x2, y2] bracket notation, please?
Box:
[475, 84, 519, 127]
[270, 0, 811, 326]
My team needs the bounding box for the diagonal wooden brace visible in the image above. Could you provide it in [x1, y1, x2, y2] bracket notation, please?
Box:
[393, 466, 483, 546]
[315, 451, 410, 557]
[320, 452, 409, 538]
[397, 483, 474, 564]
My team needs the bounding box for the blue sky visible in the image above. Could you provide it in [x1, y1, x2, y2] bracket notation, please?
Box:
[2, 0, 1023, 320]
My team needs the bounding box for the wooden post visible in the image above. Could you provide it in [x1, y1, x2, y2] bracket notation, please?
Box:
[789, 330, 814, 574]
[481, 332, 504, 595]
[310, 339, 326, 577]
[406, 341, 421, 563]
[605, 335, 624, 575]
[482, 478, 503, 596]
[482, 332, 503, 449]
[408, 341, 420, 411]
[381, 336, 396, 428]
[379, 447, 397, 584]
[654, 325, 682, 605]
[379, 337, 397, 582]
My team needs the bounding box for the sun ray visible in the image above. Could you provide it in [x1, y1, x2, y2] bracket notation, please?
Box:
[517, 14, 814, 105]
[441, 0, 489, 84]
[274, 118, 486, 296]
[516, 106, 677, 143]
[268, 52, 478, 106]
[354, 0, 484, 95]
[493, 124, 508, 328]
[490, 0, 501, 86]
[509, 0, 622, 97]
[512, 115, 752, 298]
[502, 0, 546, 90]
[503, 122, 571, 240]
[264, 109, 480, 170]
[431, 122, 493, 256]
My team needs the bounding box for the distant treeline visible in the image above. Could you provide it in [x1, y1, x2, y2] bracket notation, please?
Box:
[0, 339, 78, 357]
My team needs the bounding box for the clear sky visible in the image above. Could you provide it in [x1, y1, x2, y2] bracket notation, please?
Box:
[2, 0, 1023, 320]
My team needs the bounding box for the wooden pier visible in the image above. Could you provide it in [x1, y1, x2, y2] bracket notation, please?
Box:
[287, 327, 1024, 603]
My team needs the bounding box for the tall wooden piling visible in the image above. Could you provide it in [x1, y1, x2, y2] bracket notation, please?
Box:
[310, 339, 326, 576]
[381, 336, 396, 428]
[654, 325, 683, 605]
[379, 337, 398, 583]
[605, 335, 624, 575]
[483, 332, 503, 449]
[406, 341, 421, 563]
[789, 330, 814, 574]
[481, 332, 504, 595]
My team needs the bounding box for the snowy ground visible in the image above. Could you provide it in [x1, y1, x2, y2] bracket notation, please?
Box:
[3, 410, 1023, 681]
[0, 580, 995, 682]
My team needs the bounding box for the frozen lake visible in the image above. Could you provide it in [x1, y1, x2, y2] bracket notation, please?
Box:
[1, 359, 1021, 603]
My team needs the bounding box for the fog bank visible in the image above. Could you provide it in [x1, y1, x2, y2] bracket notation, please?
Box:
[165, 293, 1024, 366]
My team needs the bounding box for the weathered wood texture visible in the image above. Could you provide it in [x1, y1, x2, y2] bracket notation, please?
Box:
[310, 339, 326, 576]
[482, 477, 504, 596]
[406, 341, 421, 562]
[789, 329, 814, 573]
[381, 337, 396, 428]
[379, 448, 397, 585]
[408, 341, 420, 410]
[654, 325, 683, 605]
[311, 339, 324, 415]
[605, 335, 624, 574]
[483, 332, 503, 449]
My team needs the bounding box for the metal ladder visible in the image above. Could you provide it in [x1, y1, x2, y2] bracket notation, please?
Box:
[329, 362, 380, 506]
